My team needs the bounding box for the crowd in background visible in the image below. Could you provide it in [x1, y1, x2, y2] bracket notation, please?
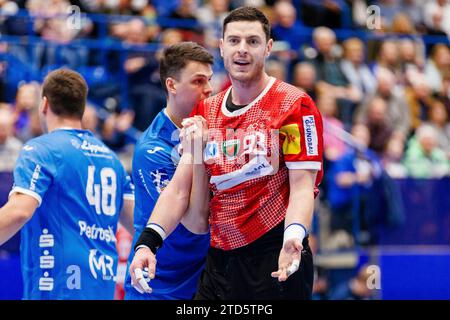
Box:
[0, 0, 449, 300]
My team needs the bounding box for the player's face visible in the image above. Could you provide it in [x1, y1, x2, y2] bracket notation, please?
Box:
[173, 61, 213, 113]
[220, 21, 272, 84]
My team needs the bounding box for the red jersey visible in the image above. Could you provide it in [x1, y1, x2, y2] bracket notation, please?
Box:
[191, 77, 323, 250]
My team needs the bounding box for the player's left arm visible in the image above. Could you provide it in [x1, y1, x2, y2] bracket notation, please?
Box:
[272, 93, 323, 281]
[271, 169, 317, 282]
[0, 193, 39, 245]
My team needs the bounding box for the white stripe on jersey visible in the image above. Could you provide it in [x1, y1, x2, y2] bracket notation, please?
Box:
[285, 161, 322, 170]
[9, 186, 43, 206]
[210, 155, 275, 191]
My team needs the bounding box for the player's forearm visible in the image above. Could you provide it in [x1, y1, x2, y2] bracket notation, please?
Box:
[181, 163, 210, 234]
[147, 153, 194, 236]
[284, 185, 315, 233]
[284, 169, 318, 234]
[0, 201, 30, 245]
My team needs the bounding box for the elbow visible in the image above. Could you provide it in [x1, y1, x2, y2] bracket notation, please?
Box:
[13, 209, 33, 225]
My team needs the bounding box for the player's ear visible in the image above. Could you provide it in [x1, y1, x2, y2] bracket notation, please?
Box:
[219, 39, 224, 58]
[266, 39, 273, 58]
[40, 96, 49, 115]
[166, 77, 176, 95]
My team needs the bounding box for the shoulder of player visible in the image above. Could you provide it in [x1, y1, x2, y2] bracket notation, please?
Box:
[134, 139, 172, 163]
[21, 133, 55, 156]
[272, 80, 316, 112]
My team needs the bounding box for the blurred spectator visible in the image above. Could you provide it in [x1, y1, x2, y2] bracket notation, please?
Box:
[319, 93, 347, 162]
[357, 68, 411, 139]
[11, 82, 41, 141]
[374, 0, 402, 30]
[28, 0, 92, 69]
[372, 40, 402, 84]
[424, 44, 450, 95]
[167, 0, 204, 43]
[357, 95, 394, 154]
[82, 103, 135, 152]
[0, 108, 22, 172]
[81, 104, 101, 137]
[325, 124, 380, 237]
[391, 13, 417, 35]
[382, 135, 408, 178]
[271, 0, 306, 59]
[299, 0, 348, 29]
[398, 38, 425, 86]
[329, 264, 376, 300]
[426, 100, 450, 159]
[293, 61, 317, 100]
[265, 59, 287, 81]
[403, 124, 450, 178]
[115, 18, 165, 131]
[197, 0, 229, 50]
[400, 0, 425, 32]
[309, 27, 360, 128]
[340, 37, 377, 98]
[423, 0, 450, 36]
[404, 74, 436, 130]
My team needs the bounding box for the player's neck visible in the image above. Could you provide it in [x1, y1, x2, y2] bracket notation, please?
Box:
[165, 104, 183, 128]
[48, 117, 82, 132]
[230, 73, 271, 105]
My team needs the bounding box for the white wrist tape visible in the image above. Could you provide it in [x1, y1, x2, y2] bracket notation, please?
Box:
[283, 223, 307, 246]
[146, 223, 167, 241]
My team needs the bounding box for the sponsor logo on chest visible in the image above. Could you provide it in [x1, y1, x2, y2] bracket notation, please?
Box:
[222, 139, 240, 158]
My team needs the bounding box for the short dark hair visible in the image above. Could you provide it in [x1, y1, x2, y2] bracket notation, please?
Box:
[159, 42, 214, 94]
[42, 69, 88, 120]
[223, 7, 271, 41]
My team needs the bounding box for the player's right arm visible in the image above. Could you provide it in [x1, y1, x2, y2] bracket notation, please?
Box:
[0, 193, 38, 245]
[129, 117, 209, 293]
[0, 141, 55, 245]
[129, 151, 195, 293]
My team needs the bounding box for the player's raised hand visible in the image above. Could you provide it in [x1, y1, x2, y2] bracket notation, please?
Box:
[129, 246, 156, 294]
[271, 238, 302, 282]
[180, 116, 208, 163]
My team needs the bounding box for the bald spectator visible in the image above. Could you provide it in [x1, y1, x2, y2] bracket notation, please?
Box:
[0, 108, 22, 172]
[404, 124, 450, 178]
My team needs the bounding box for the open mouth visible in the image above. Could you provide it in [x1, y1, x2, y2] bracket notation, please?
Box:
[234, 61, 250, 66]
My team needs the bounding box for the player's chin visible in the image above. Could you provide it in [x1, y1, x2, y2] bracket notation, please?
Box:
[230, 71, 253, 82]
